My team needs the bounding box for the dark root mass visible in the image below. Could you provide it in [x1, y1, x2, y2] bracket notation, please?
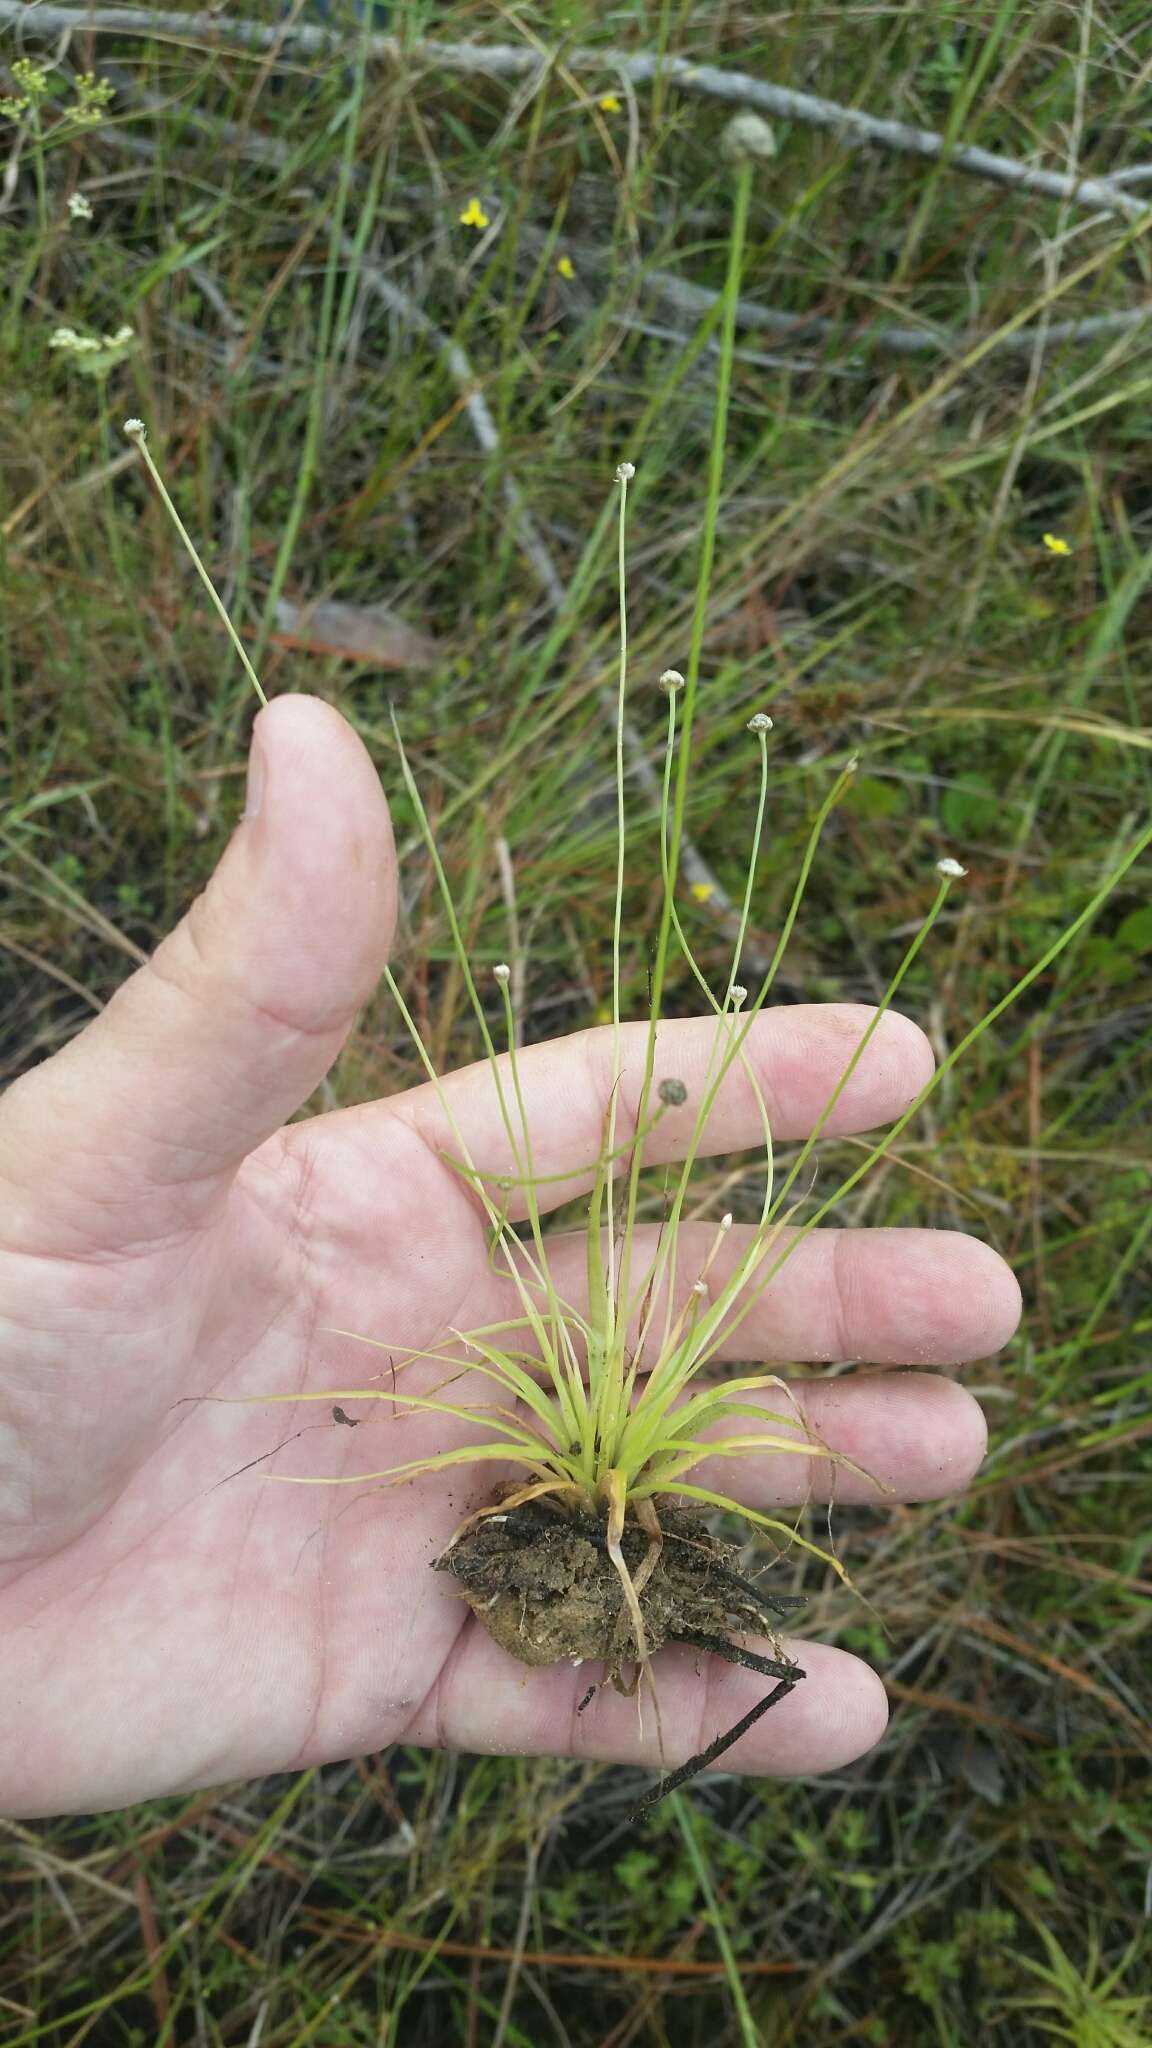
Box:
[434, 1495, 806, 1815]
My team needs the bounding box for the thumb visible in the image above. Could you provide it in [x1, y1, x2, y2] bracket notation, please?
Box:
[0, 695, 396, 1253]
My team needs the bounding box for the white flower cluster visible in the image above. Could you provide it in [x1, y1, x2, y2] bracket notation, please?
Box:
[49, 323, 133, 356]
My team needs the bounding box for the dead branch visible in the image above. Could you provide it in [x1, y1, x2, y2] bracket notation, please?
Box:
[632, 266, 1152, 360]
[2, 5, 1147, 221]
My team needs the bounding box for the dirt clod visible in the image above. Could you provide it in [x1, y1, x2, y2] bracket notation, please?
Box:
[435, 1495, 801, 1677]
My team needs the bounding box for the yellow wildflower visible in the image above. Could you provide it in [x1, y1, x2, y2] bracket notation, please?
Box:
[1042, 532, 1071, 556]
[556, 254, 575, 280]
[690, 882, 714, 904]
[598, 93, 623, 113]
[458, 197, 490, 230]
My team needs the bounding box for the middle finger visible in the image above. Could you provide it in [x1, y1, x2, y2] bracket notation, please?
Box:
[523, 1221, 1020, 1368]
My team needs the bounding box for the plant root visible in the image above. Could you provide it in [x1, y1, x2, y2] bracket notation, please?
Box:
[627, 1631, 803, 1821]
[434, 1493, 805, 1811]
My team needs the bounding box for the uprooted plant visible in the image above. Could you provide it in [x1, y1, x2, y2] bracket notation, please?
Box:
[121, 269, 1151, 1816]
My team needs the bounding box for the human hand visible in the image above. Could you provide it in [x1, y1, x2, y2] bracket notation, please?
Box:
[0, 697, 1020, 1818]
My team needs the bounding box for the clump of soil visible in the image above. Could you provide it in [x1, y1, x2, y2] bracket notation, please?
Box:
[435, 1495, 806, 1811]
[436, 1497, 787, 1667]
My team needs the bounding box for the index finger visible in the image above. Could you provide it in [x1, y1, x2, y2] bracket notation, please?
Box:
[379, 1005, 934, 1219]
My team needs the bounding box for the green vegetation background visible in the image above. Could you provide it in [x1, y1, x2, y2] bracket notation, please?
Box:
[2, 2, 1150, 2041]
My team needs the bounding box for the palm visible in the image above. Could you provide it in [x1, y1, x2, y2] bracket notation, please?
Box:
[0, 702, 1018, 1819]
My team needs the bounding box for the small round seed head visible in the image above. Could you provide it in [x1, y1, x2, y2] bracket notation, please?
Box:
[722, 112, 778, 165]
[746, 711, 773, 733]
[691, 1279, 709, 1296]
[659, 668, 685, 691]
[729, 984, 748, 1008]
[720, 1213, 733, 1231]
[936, 857, 967, 880]
[493, 962, 511, 982]
[658, 1077, 687, 1107]
[614, 460, 636, 482]
[845, 754, 860, 772]
[123, 417, 146, 440]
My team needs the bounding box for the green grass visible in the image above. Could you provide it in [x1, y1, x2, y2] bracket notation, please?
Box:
[2, 1, 1151, 2041]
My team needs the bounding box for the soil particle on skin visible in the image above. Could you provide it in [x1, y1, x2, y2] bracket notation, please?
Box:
[435, 1496, 791, 1671]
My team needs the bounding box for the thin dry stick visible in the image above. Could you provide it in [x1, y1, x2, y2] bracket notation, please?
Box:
[2, 5, 1147, 221]
[356, 255, 768, 967]
[612, 313, 849, 374]
[630, 265, 1152, 360]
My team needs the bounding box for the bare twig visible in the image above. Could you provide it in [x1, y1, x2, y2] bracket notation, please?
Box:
[3, 5, 1148, 221]
[631, 265, 1152, 360]
[612, 312, 853, 375]
[1103, 164, 1152, 187]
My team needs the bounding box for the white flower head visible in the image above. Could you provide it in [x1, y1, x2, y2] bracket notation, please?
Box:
[49, 322, 135, 373]
[746, 711, 773, 733]
[659, 668, 684, 691]
[722, 112, 778, 165]
[729, 984, 748, 1007]
[123, 417, 146, 440]
[614, 461, 636, 482]
[936, 857, 967, 880]
[492, 962, 511, 982]
[67, 191, 93, 223]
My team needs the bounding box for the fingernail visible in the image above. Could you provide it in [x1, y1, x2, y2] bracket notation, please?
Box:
[243, 733, 266, 820]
